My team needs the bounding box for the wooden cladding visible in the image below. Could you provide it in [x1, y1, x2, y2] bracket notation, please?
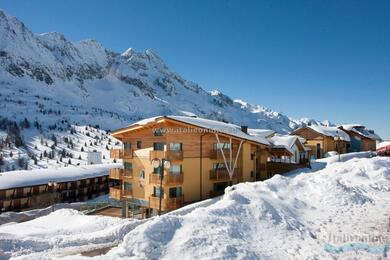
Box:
[149, 150, 183, 161]
[210, 148, 238, 160]
[149, 173, 184, 185]
[110, 148, 123, 159]
[209, 168, 241, 181]
[149, 195, 184, 211]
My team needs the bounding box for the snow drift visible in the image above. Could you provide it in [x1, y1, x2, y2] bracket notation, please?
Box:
[0, 153, 389, 259]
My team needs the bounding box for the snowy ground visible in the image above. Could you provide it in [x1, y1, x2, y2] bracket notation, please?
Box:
[0, 153, 389, 259]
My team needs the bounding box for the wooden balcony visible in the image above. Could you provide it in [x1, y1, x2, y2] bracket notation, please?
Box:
[149, 172, 184, 185]
[109, 168, 123, 180]
[109, 186, 122, 200]
[123, 149, 133, 159]
[109, 186, 133, 200]
[209, 168, 241, 181]
[110, 149, 123, 159]
[149, 195, 184, 211]
[210, 149, 238, 160]
[122, 169, 133, 180]
[149, 150, 183, 161]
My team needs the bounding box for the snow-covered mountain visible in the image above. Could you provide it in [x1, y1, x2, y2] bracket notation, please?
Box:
[0, 9, 325, 170]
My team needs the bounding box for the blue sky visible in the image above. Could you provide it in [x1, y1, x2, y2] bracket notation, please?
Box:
[1, 0, 390, 139]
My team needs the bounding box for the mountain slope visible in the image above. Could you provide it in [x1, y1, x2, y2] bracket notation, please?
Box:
[0, 9, 324, 170]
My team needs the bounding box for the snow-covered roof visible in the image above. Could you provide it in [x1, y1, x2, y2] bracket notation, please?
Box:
[307, 125, 351, 142]
[0, 164, 120, 190]
[269, 135, 303, 154]
[119, 115, 270, 145]
[248, 128, 275, 138]
[340, 124, 382, 141]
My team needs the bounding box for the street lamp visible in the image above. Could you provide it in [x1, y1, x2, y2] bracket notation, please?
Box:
[334, 131, 341, 162]
[48, 180, 58, 212]
[151, 158, 170, 215]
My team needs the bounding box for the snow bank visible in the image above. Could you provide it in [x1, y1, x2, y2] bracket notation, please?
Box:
[0, 209, 143, 259]
[104, 155, 390, 259]
[0, 163, 121, 190]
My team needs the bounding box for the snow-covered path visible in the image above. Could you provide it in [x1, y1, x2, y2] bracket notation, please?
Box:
[0, 153, 389, 259]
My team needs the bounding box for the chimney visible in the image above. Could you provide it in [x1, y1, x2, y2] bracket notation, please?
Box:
[241, 125, 248, 134]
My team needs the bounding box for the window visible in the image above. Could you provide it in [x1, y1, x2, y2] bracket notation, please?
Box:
[153, 142, 165, 151]
[170, 165, 182, 175]
[124, 182, 132, 191]
[153, 186, 164, 197]
[124, 162, 132, 169]
[137, 141, 142, 149]
[316, 143, 321, 159]
[154, 128, 164, 136]
[213, 143, 231, 150]
[124, 142, 131, 150]
[169, 143, 182, 151]
[169, 187, 182, 198]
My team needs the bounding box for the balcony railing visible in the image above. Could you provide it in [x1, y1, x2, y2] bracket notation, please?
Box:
[109, 186, 122, 200]
[109, 186, 133, 200]
[109, 168, 123, 180]
[149, 195, 184, 211]
[210, 149, 238, 160]
[122, 169, 133, 180]
[209, 168, 241, 181]
[149, 172, 184, 185]
[149, 150, 183, 161]
[110, 149, 123, 159]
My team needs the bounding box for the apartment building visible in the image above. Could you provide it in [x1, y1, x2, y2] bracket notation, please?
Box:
[109, 115, 270, 218]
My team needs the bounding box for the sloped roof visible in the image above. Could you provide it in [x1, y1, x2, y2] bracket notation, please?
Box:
[269, 135, 304, 154]
[248, 128, 275, 138]
[340, 124, 382, 141]
[307, 125, 351, 142]
[115, 115, 270, 146]
[0, 164, 120, 190]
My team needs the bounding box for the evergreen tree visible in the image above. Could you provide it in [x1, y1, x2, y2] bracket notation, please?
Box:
[9, 151, 13, 158]
[81, 146, 84, 152]
[68, 158, 72, 165]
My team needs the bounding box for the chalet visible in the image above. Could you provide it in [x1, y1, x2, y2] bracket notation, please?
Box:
[338, 124, 381, 152]
[110, 115, 272, 218]
[291, 125, 350, 159]
[268, 135, 308, 164]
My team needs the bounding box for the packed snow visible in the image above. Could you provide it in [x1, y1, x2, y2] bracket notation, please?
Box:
[1, 153, 389, 259]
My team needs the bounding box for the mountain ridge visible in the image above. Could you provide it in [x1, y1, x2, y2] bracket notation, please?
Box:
[0, 9, 329, 135]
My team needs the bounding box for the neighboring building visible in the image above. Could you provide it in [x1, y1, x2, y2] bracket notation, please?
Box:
[377, 141, 390, 157]
[109, 115, 271, 218]
[0, 165, 115, 212]
[268, 135, 308, 164]
[338, 124, 381, 152]
[292, 125, 350, 159]
[87, 151, 102, 165]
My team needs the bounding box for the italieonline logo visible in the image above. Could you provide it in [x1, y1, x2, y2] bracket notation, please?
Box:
[152, 127, 239, 135]
[323, 232, 390, 255]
